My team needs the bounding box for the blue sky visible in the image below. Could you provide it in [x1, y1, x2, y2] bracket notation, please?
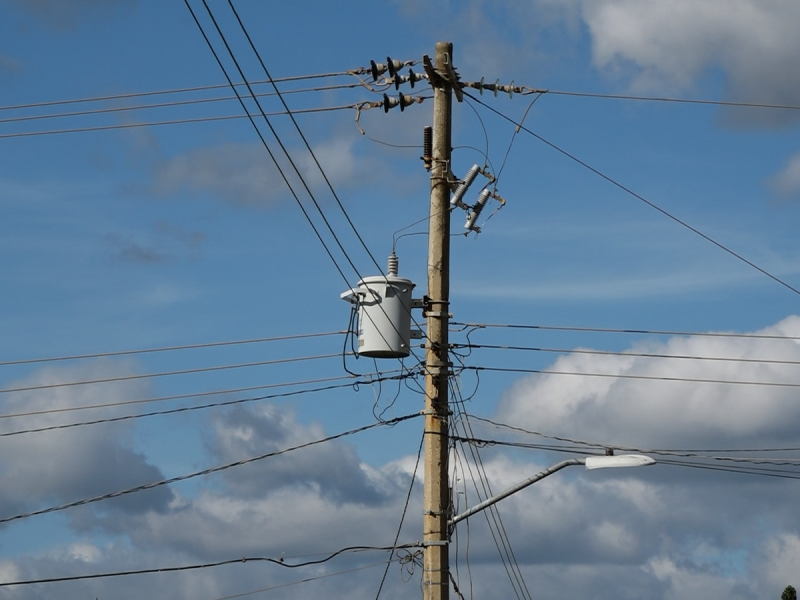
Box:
[2, 1, 800, 599]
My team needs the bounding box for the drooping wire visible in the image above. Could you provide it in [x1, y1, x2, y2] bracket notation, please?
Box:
[463, 91, 800, 297]
[374, 431, 425, 599]
[494, 91, 543, 186]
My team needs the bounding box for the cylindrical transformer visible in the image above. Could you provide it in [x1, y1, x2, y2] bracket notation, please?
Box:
[353, 274, 415, 358]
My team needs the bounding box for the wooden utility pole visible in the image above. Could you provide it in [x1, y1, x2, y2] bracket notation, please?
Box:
[422, 40, 456, 600]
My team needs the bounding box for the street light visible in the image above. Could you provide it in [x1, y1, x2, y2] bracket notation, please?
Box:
[448, 454, 655, 527]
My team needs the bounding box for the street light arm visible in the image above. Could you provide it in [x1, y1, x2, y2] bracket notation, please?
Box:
[448, 458, 584, 527]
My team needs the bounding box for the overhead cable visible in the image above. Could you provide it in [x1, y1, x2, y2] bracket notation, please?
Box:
[0, 412, 421, 525]
[462, 364, 800, 388]
[464, 91, 800, 298]
[0, 352, 343, 395]
[0, 544, 420, 587]
[0, 71, 375, 113]
[0, 372, 418, 437]
[0, 104, 362, 139]
[451, 321, 800, 341]
[455, 342, 800, 366]
[542, 89, 800, 111]
[0, 82, 373, 127]
[0, 330, 344, 367]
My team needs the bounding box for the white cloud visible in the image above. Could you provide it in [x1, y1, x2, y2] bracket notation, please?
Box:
[562, 0, 800, 127]
[0, 361, 172, 525]
[496, 314, 800, 448]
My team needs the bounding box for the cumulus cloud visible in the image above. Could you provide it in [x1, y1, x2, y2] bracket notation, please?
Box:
[0, 361, 173, 527]
[558, 0, 800, 128]
[496, 314, 800, 448]
[6, 317, 800, 598]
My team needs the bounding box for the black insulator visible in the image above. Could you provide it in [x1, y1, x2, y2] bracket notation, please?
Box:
[422, 125, 433, 171]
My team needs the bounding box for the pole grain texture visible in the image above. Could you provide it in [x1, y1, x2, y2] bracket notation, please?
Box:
[422, 40, 454, 600]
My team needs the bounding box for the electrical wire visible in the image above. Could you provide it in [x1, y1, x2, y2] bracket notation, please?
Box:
[188, 1, 427, 377]
[454, 342, 800, 367]
[541, 89, 800, 111]
[0, 82, 375, 127]
[0, 330, 344, 367]
[465, 413, 800, 455]
[374, 432, 425, 600]
[226, 0, 387, 278]
[451, 320, 800, 341]
[0, 544, 421, 587]
[0, 412, 421, 525]
[449, 381, 531, 600]
[0, 372, 419, 438]
[208, 559, 395, 600]
[461, 364, 800, 388]
[0, 71, 376, 113]
[223, 0, 432, 376]
[463, 91, 800, 298]
[0, 104, 364, 140]
[0, 352, 343, 395]
[0, 372, 385, 420]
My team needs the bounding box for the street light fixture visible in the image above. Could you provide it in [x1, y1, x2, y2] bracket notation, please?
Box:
[449, 454, 655, 527]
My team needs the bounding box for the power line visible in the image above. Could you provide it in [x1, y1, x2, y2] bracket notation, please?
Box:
[464, 91, 800, 298]
[0, 82, 373, 127]
[189, 0, 427, 376]
[462, 364, 800, 388]
[455, 342, 800, 367]
[0, 373, 368, 420]
[0, 71, 375, 113]
[0, 103, 365, 139]
[542, 89, 800, 111]
[0, 544, 420, 587]
[0, 412, 421, 525]
[0, 352, 343, 395]
[227, 0, 387, 278]
[0, 372, 418, 437]
[0, 330, 344, 367]
[209, 559, 396, 600]
[451, 321, 800, 342]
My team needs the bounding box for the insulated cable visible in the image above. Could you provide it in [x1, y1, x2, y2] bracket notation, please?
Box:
[463, 91, 800, 297]
[0, 330, 344, 367]
[461, 364, 800, 388]
[451, 321, 800, 341]
[0, 412, 421, 525]
[0, 352, 343, 395]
